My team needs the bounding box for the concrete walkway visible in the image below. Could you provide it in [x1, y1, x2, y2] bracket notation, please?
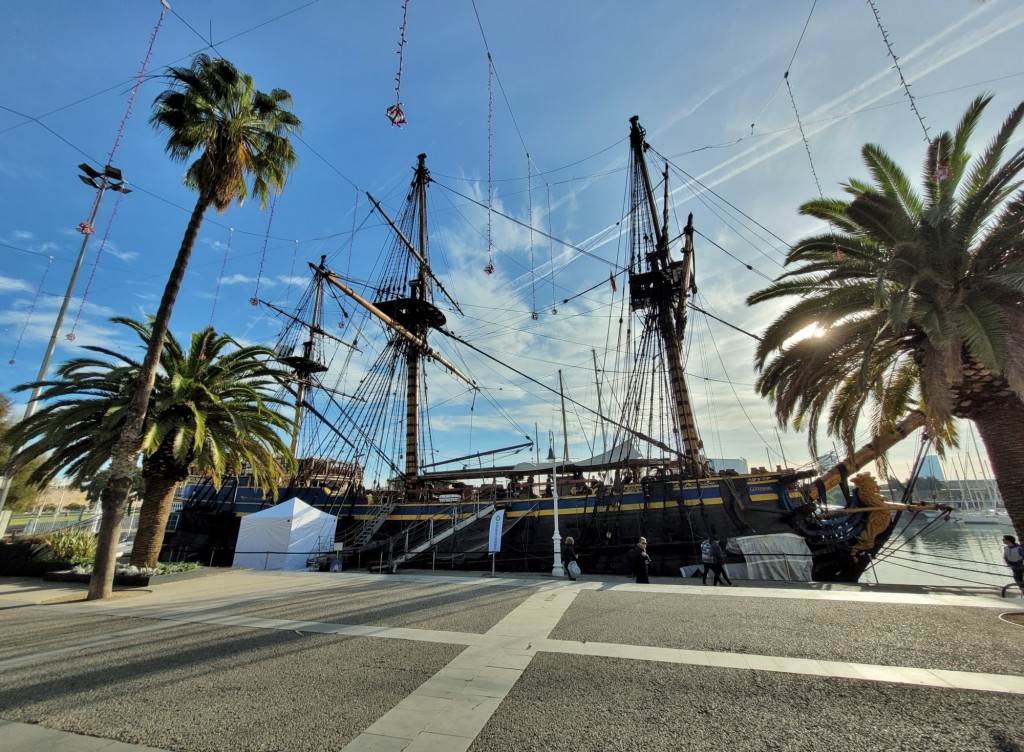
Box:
[1, 571, 1021, 751]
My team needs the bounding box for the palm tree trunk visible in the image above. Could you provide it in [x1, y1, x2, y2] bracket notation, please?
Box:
[129, 475, 179, 568]
[972, 398, 1024, 540]
[88, 193, 209, 600]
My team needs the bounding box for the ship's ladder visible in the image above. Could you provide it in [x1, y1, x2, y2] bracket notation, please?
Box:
[351, 493, 401, 548]
[386, 502, 497, 572]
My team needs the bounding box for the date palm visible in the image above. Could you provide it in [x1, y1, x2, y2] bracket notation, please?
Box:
[747, 94, 1024, 536]
[92, 55, 301, 599]
[8, 317, 296, 568]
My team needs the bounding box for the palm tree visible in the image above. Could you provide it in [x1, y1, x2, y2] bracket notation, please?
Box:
[0, 394, 46, 512]
[129, 323, 296, 567]
[8, 317, 296, 568]
[92, 55, 301, 599]
[747, 94, 1024, 537]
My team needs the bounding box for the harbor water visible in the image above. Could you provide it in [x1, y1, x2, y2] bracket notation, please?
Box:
[868, 516, 1018, 589]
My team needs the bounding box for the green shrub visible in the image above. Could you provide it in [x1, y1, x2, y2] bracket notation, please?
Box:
[43, 530, 97, 565]
[154, 562, 200, 574]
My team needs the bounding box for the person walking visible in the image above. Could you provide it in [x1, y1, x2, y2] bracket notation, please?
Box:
[1003, 535, 1024, 597]
[708, 535, 733, 586]
[628, 537, 651, 583]
[700, 536, 714, 585]
[563, 536, 580, 581]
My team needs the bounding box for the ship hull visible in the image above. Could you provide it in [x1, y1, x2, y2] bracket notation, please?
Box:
[170, 472, 887, 582]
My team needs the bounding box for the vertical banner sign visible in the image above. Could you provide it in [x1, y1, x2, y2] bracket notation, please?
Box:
[487, 509, 505, 554]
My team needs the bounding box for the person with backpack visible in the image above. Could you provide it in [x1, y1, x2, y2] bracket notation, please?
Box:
[1003, 535, 1024, 597]
[700, 536, 714, 585]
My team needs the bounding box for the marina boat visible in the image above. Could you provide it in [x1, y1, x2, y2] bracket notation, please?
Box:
[169, 117, 949, 582]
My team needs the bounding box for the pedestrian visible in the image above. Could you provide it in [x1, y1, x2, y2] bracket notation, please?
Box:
[563, 536, 580, 581]
[708, 535, 733, 586]
[700, 536, 714, 585]
[1003, 535, 1024, 597]
[628, 536, 651, 583]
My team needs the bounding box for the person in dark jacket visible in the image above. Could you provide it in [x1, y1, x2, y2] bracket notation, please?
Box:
[1004, 535, 1024, 597]
[628, 537, 651, 583]
[563, 536, 579, 580]
[708, 535, 733, 586]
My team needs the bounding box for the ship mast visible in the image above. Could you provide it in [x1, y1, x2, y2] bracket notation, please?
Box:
[627, 116, 704, 472]
[405, 154, 429, 479]
[279, 255, 329, 456]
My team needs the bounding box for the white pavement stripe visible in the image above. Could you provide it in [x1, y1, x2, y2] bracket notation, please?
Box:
[0, 718, 168, 751]
[533, 636, 1024, 695]
[341, 583, 579, 752]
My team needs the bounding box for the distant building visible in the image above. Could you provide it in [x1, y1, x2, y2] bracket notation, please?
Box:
[709, 457, 748, 474]
[918, 455, 945, 481]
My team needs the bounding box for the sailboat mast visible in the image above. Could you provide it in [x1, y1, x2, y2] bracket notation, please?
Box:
[405, 153, 430, 479]
[628, 116, 703, 467]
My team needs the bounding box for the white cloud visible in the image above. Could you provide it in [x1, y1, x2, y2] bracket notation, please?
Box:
[0, 275, 32, 293]
[220, 273, 261, 286]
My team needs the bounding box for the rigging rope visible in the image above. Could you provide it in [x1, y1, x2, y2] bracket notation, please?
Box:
[385, 0, 411, 127]
[8, 255, 54, 365]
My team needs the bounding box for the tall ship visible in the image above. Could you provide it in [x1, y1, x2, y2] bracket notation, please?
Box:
[169, 117, 948, 582]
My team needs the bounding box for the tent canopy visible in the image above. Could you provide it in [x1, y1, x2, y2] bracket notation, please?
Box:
[232, 497, 337, 572]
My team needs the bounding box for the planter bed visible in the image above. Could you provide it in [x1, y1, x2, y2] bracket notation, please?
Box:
[43, 567, 212, 587]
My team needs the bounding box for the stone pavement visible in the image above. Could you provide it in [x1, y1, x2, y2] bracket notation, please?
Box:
[0, 570, 1021, 752]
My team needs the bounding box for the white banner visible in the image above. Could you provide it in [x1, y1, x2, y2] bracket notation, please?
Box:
[487, 509, 505, 553]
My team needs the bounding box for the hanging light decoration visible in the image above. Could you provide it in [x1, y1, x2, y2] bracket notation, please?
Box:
[386, 0, 411, 126]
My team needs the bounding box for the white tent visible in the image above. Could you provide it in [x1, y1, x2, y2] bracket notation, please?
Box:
[731, 533, 813, 581]
[232, 497, 338, 572]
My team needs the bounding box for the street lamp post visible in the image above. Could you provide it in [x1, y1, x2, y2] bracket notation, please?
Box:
[0, 164, 130, 516]
[548, 435, 564, 578]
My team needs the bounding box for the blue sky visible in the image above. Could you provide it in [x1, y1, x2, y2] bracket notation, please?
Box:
[2, 0, 1023, 481]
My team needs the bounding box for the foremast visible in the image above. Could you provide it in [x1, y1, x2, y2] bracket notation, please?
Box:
[627, 116, 704, 474]
[276, 256, 330, 456]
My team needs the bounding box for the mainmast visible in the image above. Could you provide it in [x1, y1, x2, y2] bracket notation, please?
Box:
[627, 116, 704, 472]
[370, 153, 453, 486]
[405, 154, 429, 479]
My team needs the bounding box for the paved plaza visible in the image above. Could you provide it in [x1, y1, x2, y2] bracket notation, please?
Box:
[0, 570, 1022, 751]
